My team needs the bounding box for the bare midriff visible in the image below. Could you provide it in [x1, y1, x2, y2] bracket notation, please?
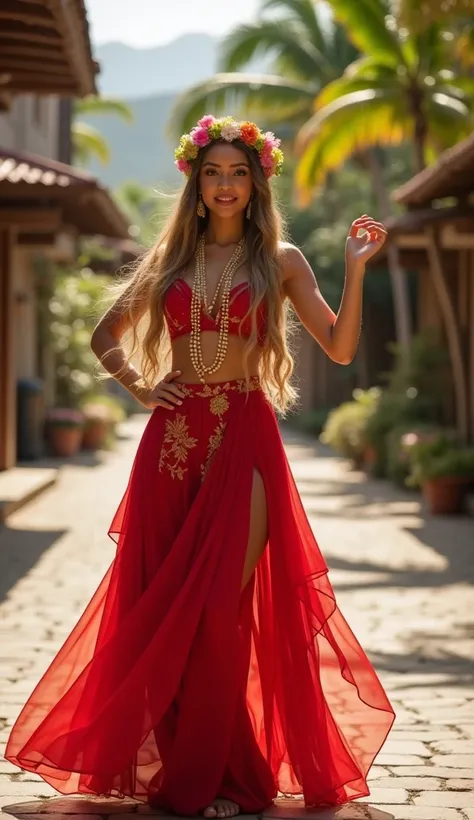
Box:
[170, 332, 262, 384]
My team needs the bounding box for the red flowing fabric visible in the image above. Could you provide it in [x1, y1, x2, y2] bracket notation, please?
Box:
[5, 378, 395, 813]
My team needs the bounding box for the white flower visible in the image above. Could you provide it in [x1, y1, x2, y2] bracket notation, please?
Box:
[220, 122, 242, 142]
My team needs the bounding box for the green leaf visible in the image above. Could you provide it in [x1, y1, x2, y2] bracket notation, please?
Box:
[425, 92, 473, 153]
[220, 21, 334, 81]
[261, 0, 328, 53]
[169, 74, 314, 138]
[315, 72, 401, 110]
[72, 122, 110, 165]
[322, 0, 406, 66]
[74, 96, 133, 123]
[295, 89, 410, 196]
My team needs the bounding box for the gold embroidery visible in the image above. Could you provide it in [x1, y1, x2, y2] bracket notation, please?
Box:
[210, 393, 229, 417]
[177, 377, 260, 400]
[201, 421, 227, 481]
[164, 307, 186, 333]
[158, 413, 198, 480]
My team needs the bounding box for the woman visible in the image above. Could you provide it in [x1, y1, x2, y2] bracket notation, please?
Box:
[5, 116, 395, 818]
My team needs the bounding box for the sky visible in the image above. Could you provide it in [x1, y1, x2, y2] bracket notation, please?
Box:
[86, 0, 262, 48]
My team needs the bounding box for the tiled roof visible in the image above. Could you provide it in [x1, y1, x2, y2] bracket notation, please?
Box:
[0, 0, 97, 98]
[0, 147, 130, 239]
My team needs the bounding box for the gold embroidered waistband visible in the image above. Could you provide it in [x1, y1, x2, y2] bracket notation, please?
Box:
[178, 376, 261, 399]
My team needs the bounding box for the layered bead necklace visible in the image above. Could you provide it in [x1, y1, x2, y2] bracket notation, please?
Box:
[190, 235, 245, 383]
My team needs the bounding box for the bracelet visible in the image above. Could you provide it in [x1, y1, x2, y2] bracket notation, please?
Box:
[131, 377, 149, 393]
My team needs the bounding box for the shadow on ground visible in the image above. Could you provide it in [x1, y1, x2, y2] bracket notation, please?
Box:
[0, 527, 66, 604]
[1, 796, 394, 820]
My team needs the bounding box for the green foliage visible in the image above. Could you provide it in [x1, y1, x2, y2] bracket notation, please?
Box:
[296, 0, 474, 194]
[113, 181, 170, 247]
[365, 330, 451, 475]
[406, 434, 474, 486]
[44, 267, 111, 409]
[386, 423, 445, 486]
[320, 387, 380, 463]
[170, 0, 358, 138]
[72, 96, 133, 166]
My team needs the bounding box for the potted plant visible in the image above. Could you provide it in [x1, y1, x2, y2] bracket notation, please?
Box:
[407, 434, 474, 514]
[46, 408, 84, 457]
[320, 387, 380, 469]
[81, 403, 112, 451]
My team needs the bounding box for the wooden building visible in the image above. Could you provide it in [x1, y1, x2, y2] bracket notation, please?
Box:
[0, 1, 130, 471]
[381, 133, 474, 442]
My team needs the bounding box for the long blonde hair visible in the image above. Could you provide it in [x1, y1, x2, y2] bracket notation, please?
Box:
[106, 139, 298, 414]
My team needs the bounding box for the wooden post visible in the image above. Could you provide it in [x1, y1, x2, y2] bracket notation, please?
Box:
[0, 227, 16, 470]
[425, 226, 469, 443]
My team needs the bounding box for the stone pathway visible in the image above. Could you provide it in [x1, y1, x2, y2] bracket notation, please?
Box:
[1, 417, 473, 820]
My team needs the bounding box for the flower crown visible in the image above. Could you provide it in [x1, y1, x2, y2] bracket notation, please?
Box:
[174, 115, 284, 179]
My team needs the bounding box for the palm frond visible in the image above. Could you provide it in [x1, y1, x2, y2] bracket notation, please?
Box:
[74, 96, 133, 123]
[315, 72, 401, 110]
[72, 122, 110, 165]
[168, 74, 314, 139]
[220, 21, 333, 81]
[295, 90, 409, 197]
[322, 0, 406, 66]
[425, 93, 473, 154]
[261, 0, 327, 52]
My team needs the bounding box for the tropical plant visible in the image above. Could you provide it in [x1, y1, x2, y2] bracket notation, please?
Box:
[114, 181, 169, 246]
[46, 266, 111, 408]
[406, 433, 474, 486]
[170, 0, 358, 137]
[364, 330, 450, 474]
[295, 0, 474, 351]
[296, 0, 474, 181]
[320, 386, 381, 464]
[73, 96, 133, 165]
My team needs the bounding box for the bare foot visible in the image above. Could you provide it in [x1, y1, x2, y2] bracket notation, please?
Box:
[203, 798, 240, 818]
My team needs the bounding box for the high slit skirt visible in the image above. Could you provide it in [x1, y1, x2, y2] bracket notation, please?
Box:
[5, 377, 395, 814]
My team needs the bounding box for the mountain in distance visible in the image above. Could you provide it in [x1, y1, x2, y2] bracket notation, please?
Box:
[95, 34, 221, 97]
[82, 91, 180, 188]
[80, 34, 268, 189]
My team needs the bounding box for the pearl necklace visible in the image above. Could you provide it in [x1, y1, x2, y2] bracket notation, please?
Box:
[190, 236, 245, 383]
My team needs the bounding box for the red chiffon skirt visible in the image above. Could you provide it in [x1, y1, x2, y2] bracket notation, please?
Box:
[5, 377, 395, 814]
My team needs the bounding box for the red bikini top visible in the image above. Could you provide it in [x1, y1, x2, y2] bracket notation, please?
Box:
[164, 278, 267, 346]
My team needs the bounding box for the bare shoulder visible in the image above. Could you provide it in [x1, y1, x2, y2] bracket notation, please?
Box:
[277, 241, 314, 284]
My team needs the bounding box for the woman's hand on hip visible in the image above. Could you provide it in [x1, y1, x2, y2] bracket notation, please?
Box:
[136, 370, 186, 410]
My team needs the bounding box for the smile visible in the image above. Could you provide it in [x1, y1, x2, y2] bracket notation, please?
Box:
[215, 196, 237, 204]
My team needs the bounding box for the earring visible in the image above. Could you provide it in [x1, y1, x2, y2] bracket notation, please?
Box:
[197, 195, 206, 218]
[246, 198, 253, 220]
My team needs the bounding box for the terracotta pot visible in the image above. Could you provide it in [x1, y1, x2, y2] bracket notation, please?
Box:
[48, 424, 83, 457]
[423, 476, 468, 515]
[82, 419, 109, 450]
[363, 443, 377, 469]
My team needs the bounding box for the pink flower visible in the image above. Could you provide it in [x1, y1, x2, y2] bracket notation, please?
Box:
[198, 114, 216, 128]
[176, 158, 191, 174]
[259, 150, 275, 169]
[190, 126, 211, 147]
[264, 131, 281, 149]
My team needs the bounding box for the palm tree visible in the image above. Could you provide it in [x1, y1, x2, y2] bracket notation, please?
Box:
[296, 0, 474, 179]
[73, 96, 133, 165]
[170, 0, 358, 138]
[294, 0, 474, 350]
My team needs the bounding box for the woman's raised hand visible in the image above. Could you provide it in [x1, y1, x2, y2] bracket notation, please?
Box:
[135, 370, 186, 410]
[346, 214, 387, 269]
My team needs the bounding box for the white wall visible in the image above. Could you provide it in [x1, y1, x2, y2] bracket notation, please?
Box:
[0, 95, 59, 158]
